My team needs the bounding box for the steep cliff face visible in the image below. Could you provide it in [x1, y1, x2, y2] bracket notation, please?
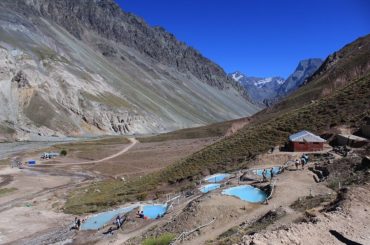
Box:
[0, 0, 259, 141]
[278, 58, 323, 96]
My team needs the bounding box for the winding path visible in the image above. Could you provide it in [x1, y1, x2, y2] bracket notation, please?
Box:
[33, 137, 138, 167]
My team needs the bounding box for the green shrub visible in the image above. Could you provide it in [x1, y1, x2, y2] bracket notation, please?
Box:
[60, 149, 67, 156]
[136, 192, 148, 201]
[142, 233, 175, 245]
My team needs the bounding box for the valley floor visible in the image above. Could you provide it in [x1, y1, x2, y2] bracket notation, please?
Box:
[0, 134, 369, 245]
[0, 136, 216, 244]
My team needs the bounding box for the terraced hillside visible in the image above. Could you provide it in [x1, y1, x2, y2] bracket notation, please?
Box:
[65, 35, 370, 214]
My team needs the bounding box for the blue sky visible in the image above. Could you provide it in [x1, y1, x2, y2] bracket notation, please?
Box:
[116, 0, 370, 78]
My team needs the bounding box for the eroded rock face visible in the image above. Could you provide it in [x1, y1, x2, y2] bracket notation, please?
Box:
[11, 71, 30, 88]
[5, 0, 246, 94]
[0, 0, 260, 140]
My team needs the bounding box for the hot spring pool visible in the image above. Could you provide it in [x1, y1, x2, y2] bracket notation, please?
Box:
[199, 183, 221, 193]
[222, 185, 267, 203]
[204, 173, 230, 183]
[142, 204, 168, 219]
[81, 205, 138, 230]
[255, 166, 281, 178]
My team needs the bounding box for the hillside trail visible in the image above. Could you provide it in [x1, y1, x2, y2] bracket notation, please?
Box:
[30, 138, 138, 167]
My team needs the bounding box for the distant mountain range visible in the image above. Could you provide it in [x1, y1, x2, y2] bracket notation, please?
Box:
[230, 58, 323, 106]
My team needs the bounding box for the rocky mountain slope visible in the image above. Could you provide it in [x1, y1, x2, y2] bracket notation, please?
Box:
[0, 0, 260, 141]
[264, 34, 370, 119]
[230, 58, 322, 106]
[277, 58, 323, 96]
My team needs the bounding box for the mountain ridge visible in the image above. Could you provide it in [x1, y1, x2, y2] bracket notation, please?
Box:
[0, 0, 260, 141]
[229, 58, 323, 106]
[278, 58, 323, 96]
[6, 0, 245, 94]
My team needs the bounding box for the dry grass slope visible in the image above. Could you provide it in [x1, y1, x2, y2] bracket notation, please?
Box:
[138, 119, 237, 143]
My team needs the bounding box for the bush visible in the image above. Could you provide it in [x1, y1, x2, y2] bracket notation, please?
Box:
[142, 233, 175, 245]
[136, 192, 148, 201]
[60, 149, 67, 156]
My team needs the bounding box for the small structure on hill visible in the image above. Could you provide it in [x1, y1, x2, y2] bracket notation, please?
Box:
[361, 119, 370, 139]
[288, 130, 325, 152]
[336, 134, 368, 148]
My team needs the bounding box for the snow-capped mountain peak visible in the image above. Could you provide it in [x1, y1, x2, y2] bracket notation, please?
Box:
[254, 77, 273, 88]
[229, 58, 322, 107]
[229, 71, 286, 104]
[231, 72, 244, 82]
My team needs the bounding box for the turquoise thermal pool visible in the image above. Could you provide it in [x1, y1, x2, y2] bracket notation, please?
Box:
[142, 204, 168, 219]
[81, 205, 137, 230]
[222, 185, 267, 203]
[204, 173, 230, 183]
[255, 166, 281, 178]
[199, 183, 221, 193]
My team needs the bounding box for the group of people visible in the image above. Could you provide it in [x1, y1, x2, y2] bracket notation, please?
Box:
[261, 167, 275, 182]
[71, 217, 82, 230]
[103, 215, 127, 235]
[137, 210, 145, 219]
[295, 154, 309, 170]
[115, 215, 126, 229]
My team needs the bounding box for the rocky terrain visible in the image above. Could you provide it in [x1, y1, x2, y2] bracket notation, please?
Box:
[230, 58, 323, 106]
[0, 0, 260, 141]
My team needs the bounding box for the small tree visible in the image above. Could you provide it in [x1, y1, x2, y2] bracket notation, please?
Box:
[60, 149, 67, 156]
[136, 192, 148, 201]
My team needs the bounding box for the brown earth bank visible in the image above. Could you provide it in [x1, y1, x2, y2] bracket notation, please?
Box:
[238, 186, 370, 245]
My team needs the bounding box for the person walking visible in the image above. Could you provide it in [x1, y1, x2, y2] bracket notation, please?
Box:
[301, 158, 305, 170]
[295, 159, 299, 170]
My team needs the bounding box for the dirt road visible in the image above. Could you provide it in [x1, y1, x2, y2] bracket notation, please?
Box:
[33, 138, 138, 167]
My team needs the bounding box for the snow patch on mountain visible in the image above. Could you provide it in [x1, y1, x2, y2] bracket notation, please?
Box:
[231, 72, 244, 82]
[229, 58, 322, 106]
[253, 77, 285, 88]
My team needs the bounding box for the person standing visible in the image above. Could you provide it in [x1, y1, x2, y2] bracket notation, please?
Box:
[270, 168, 274, 179]
[295, 159, 299, 170]
[262, 169, 267, 182]
[115, 215, 121, 229]
[76, 218, 81, 230]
